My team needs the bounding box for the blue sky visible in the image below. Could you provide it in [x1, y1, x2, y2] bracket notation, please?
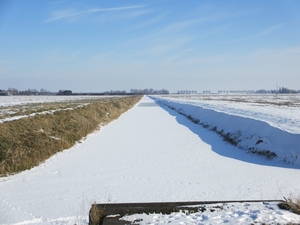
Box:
[0, 0, 300, 93]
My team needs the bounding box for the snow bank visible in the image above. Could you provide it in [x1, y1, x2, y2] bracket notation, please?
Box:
[161, 94, 300, 134]
[121, 202, 300, 225]
[152, 96, 300, 167]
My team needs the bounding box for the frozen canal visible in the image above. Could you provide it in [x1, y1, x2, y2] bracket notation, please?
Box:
[0, 96, 299, 224]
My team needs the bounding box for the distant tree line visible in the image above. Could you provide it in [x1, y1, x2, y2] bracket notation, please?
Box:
[177, 90, 197, 94]
[2, 86, 299, 96]
[130, 88, 169, 94]
[73, 89, 170, 95]
[277, 87, 300, 94]
[256, 87, 300, 94]
[0, 87, 171, 96]
[0, 88, 55, 96]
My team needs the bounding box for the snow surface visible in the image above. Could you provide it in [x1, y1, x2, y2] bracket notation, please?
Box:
[152, 95, 300, 167]
[121, 202, 298, 225]
[0, 96, 299, 224]
[0, 106, 86, 124]
[0, 96, 110, 107]
[0, 95, 112, 123]
[158, 94, 300, 134]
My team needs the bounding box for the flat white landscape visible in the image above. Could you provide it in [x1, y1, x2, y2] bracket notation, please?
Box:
[0, 95, 110, 108]
[0, 96, 299, 224]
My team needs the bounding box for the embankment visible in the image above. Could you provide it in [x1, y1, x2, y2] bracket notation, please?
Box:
[0, 96, 142, 176]
[152, 97, 300, 167]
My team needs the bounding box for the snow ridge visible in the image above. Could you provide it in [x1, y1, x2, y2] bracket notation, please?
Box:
[152, 96, 300, 167]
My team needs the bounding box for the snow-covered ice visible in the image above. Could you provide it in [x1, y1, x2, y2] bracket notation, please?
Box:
[0, 96, 299, 224]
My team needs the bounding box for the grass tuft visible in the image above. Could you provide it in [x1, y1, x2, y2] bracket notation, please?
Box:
[278, 196, 300, 215]
[89, 204, 105, 225]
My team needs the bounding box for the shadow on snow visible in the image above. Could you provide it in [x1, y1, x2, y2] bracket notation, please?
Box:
[154, 99, 298, 170]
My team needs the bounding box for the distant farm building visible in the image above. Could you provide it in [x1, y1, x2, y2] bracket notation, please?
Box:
[57, 90, 72, 95]
[0, 90, 9, 96]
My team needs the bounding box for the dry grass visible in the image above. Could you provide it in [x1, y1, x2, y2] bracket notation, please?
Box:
[278, 196, 300, 215]
[89, 204, 105, 225]
[0, 96, 142, 176]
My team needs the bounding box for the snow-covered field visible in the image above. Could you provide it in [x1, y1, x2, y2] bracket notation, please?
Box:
[0, 95, 114, 123]
[157, 94, 300, 134]
[0, 95, 111, 108]
[0, 95, 300, 224]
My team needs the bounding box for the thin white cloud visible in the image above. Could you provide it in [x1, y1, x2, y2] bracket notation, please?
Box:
[143, 36, 192, 56]
[96, 8, 152, 22]
[239, 46, 300, 63]
[41, 49, 80, 65]
[136, 13, 166, 28]
[199, 23, 232, 38]
[161, 10, 255, 34]
[44, 5, 145, 22]
[119, 13, 166, 34]
[123, 14, 233, 58]
[136, 11, 248, 41]
[228, 24, 284, 42]
[177, 46, 300, 68]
